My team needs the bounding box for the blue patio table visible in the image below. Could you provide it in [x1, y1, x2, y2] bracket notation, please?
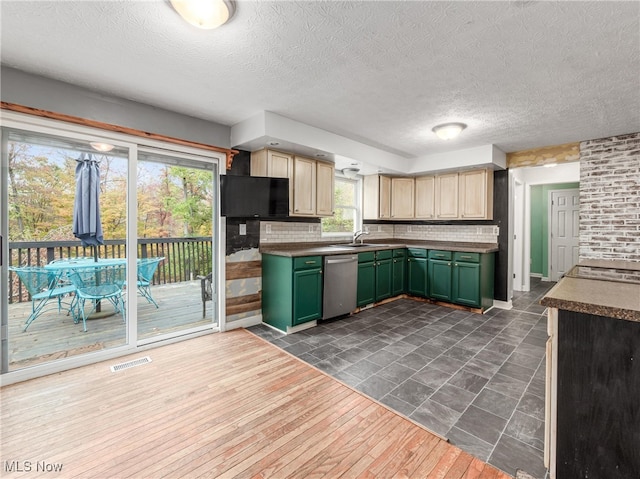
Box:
[45, 258, 127, 331]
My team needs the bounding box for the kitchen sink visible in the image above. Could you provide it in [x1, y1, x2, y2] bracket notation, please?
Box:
[328, 243, 387, 248]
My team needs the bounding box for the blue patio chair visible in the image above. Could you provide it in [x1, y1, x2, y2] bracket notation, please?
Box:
[136, 257, 164, 308]
[67, 263, 126, 332]
[9, 266, 77, 332]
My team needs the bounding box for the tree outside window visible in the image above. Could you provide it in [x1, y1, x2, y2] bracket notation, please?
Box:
[322, 177, 360, 236]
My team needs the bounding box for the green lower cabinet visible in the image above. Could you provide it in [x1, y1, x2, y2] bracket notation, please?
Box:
[391, 250, 406, 296]
[407, 257, 428, 297]
[452, 262, 480, 307]
[293, 267, 323, 325]
[357, 261, 376, 307]
[375, 258, 392, 301]
[428, 259, 452, 301]
[262, 254, 322, 333]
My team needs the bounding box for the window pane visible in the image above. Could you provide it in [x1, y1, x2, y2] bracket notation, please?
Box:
[322, 207, 355, 233]
[335, 179, 355, 206]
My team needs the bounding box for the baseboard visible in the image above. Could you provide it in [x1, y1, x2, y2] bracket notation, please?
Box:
[225, 314, 262, 331]
[530, 273, 543, 278]
[492, 299, 513, 310]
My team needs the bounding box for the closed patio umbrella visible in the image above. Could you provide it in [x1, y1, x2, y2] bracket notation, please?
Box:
[73, 153, 103, 258]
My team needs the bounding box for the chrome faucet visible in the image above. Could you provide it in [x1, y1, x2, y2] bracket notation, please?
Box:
[353, 229, 369, 244]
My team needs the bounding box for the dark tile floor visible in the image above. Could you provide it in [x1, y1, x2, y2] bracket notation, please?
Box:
[248, 278, 555, 478]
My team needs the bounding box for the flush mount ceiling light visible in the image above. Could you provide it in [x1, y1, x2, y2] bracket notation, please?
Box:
[89, 142, 114, 152]
[342, 167, 360, 179]
[170, 0, 235, 29]
[432, 122, 467, 140]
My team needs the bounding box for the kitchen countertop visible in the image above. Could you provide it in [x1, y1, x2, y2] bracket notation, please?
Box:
[540, 260, 640, 322]
[259, 239, 499, 257]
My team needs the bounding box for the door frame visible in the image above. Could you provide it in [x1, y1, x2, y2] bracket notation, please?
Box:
[0, 110, 225, 386]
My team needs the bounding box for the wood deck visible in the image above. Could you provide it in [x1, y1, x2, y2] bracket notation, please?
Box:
[0, 329, 513, 478]
[6, 281, 214, 370]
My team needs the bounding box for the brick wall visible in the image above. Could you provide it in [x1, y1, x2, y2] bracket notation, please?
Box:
[580, 132, 640, 262]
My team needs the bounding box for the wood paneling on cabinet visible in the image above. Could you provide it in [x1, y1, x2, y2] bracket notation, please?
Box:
[316, 161, 335, 216]
[415, 175, 435, 219]
[435, 173, 459, 219]
[292, 156, 317, 216]
[390, 177, 415, 219]
[459, 169, 493, 219]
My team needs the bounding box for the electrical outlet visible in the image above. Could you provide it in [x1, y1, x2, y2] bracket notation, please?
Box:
[265, 224, 272, 234]
[239, 224, 246, 235]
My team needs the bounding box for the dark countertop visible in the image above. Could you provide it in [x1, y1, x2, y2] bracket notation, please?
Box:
[540, 260, 640, 322]
[259, 239, 499, 257]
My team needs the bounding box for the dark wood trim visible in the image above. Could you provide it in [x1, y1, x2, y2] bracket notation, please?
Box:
[225, 261, 262, 280]
[226, 292, 261, 315]
[1, 101, 238, 168]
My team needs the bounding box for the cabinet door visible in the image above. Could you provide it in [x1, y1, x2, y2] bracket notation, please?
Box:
[315, 161, 334, 216]
[435, 173, 459, 219]
[415, 176, 435, 219]
[357, 261, 376, 307]
[452, 261, 481, 307]
[459, 169, 493, 220]
[407, 257, 428, 297]
[268, 150, 294, 178]
[379, 175, 391, 219]
[293, 268, 322, 324]
[392, 256, 406, 296]
[428, 259, 452, 301]
[292, 156, 316, 216]
[391, 177, 415, 219]
[375, 259, 393, 301]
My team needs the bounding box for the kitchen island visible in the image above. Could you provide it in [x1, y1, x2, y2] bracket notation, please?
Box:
[540, 260, 640, 479]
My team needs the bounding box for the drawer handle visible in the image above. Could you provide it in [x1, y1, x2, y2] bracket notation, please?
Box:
[305, 261, 316, 264]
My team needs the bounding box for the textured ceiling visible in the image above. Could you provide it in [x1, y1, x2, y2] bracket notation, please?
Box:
[1, 0, 639, 160]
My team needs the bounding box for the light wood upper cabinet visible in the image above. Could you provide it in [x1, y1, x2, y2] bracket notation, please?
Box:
[415, 175, 435, 219]
[250, 149, 334, 217]
[459, 169, 493, 220]
[250, 149, 293, 178]
[390, 177, 415, 219]
[315, 161, 335, 216]
[363, 174, 391, 219]
[435, 173, 459, 219]
[292, 156, 316, 216]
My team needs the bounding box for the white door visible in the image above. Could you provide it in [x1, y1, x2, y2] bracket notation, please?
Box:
[549, 189, 579, 281]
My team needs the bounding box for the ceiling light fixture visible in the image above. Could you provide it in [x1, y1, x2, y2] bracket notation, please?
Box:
[89, 142, 115, 152]
[170, 0, 235, 29]
[342, 167, 360, 179]
[432, 122, 467, 140]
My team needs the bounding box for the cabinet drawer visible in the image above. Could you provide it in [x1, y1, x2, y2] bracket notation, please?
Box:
[454, 252, 480, 263]
[358, 251, 375, 263]
[429, 250, 452, 260]
[407, 248, 427, 258]
[293, 256, 322, 270]
[393, 248, 406, 258]
[375, 249, 392, 260]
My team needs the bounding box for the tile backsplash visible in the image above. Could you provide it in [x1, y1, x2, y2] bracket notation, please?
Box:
[260, 221, 499, 244]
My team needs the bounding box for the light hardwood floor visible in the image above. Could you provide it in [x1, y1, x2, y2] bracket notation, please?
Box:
[1, 329, 513, 478]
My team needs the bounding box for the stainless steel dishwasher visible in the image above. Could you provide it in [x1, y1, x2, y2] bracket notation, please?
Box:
[322, 254, 358, 319]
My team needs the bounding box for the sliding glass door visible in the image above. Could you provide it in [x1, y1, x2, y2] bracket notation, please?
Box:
[1, 115, 221, 380]
[2, 128, 129, 371]
[136, 150, 218, 342]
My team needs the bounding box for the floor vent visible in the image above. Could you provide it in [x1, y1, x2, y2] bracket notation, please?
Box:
[110, 356, 152, 372]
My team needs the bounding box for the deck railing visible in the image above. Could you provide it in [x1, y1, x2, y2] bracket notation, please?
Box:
[8, 237, 213, 303]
